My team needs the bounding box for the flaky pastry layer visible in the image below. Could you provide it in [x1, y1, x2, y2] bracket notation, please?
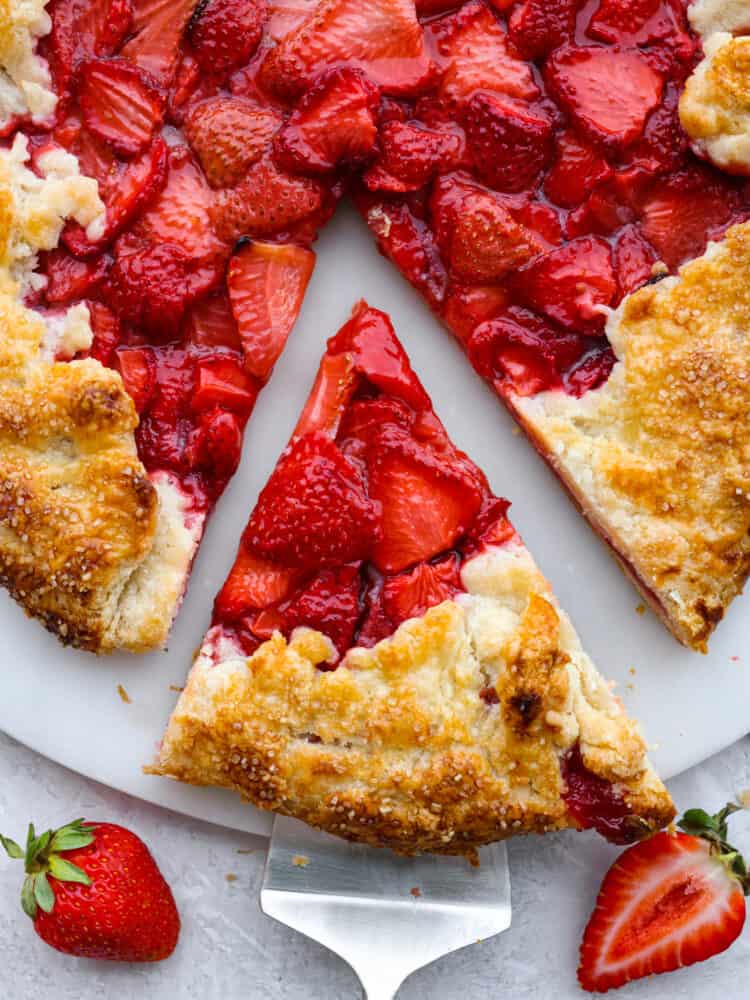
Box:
[151, 543, 673, 858]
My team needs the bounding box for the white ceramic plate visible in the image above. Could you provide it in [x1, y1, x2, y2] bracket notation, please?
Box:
[2, 203, 749, 837]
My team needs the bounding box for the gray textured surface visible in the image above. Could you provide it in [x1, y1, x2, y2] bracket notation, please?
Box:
[1, 730, 750, 1000]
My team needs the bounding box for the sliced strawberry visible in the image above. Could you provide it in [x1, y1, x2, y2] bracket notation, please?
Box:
[367, 426, 483, 573]
[184, 98, 281, 189]
[359, 196, 447, 309]
[134, 146, 226, 259]
[565, 168, 651, 240]
[211, 157, 326, 242]
[338, 397, 414, 446]
[48, 0, 134, 94]
[114, 346, 156, 414]
[88, 301, 122, 365]
[463, 495, 515, 553]
[194, 407, 244, 491]
[639, 169, 740, 271]
[544, 130, 613, 209]
[189, 0, 266, 77]
[564, 346, 616, 396]
[432, 0, 538, 109]
[362, 120, 462, 194]
[382, 554, 462, 627]
[294, 352, 358, 439]
[121, 0, 199, 85]
[578, 802, 749, 993]
[515, 201, 564, 249]
[228, 240, 315, 381]
[464, 93, 552, 193]
[79, 59, 163, 158]
[431, 174, 543, 283]
[246, 432, 382, 572]
[274, 68, 379, 176]
[267, 0, 318, 41]
[545, 46, 664, 152]
[328, 302, 430, 410]
[624, 84, 689, 175]
[508, 0, 580, 59]
[614, 224, 657, 298]
[183, 292, 242, 350]
[215, 547, 300, 620]
[192, 357, 258, 414]
[43, 249, 108, 304]
[260, 0, 434, 99]
[511, 237, 616, 333]
[441, 283, 511, 346]
[586, 0, 693, 52]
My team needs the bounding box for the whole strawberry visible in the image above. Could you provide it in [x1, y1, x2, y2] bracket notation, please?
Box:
[1, 818, 180, 962]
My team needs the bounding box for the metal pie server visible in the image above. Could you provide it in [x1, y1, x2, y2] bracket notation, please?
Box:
[261, 814, 512, 1000]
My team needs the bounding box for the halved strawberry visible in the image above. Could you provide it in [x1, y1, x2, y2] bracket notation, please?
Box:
[246, 432, 382, 572]
[192, 357, 258, 414]
[614, 224, 657, 298]
[578, 802, 749, 993]
[43, 249, 108, 304]
[194, 407, 244, 491]
[260, 0, 434, 99]
[274, 68, 379, 175]
[362, 120, 462, 194]
[114, 346, 156, 414]
[134, 146, 226, 259]
[227, 240, 315, 381]
[79, 59, 164, 158]
[210, 157, 326, 242]
[511, 237, 616, 333]
[381, 554, 462, 627]
[293, 352, 358, 439]
[431, 0, 538, 109]
[215, 547, 300, 620]
[544, 130, 613, 209]
[508, 0, 580, 59]
[183, 292, 242, 350]
[464, 93, 552, 193]
[545, 46, 664, 152]
[121, 0, 199, 85]
[431, 174, 543, 283]
[328, 302, 430, 410]
[639, 169, 740, 271]
[184, 98, 281, 189]
[189, 0, 266, 77]
[87, 301, 122, 365]
[367, 426, 483, 573]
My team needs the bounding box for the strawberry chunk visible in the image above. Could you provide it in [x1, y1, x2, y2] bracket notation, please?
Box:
[194, 407, 245, 491]
[441, 283, 511, 347]
[362, 120, 462, 194]
[294, 352, 358, 439]
[508, 0, 580, 59]
[432, 0, 538, 109]
[228, 240, 315, 381]
[43, 249, 108, 304]
[328, 302, 430, 410]
[464, 93, 552, 193]
[274, 68, 379, 175]
[431, 174, 543, 283]
[544, 130, 612, 209]
[367, 426, 483, 573]
[192, 357, 258, 414]
[545, 46, 664, 152]
[88, 301, 122, 365]
[215, 547, 300, 620]
[586, 0, 693, 52]
[511, 237, 616, 333]
[189, 0, 266, 77]
[79, 59, 163, 158]
[261, 0, 434, 98]
[121, 0, 199, 85]
[381, 554, 462, 628]
[114, 346, 156, 414]
[184, 98, 281, 189]
[48, 0, 134, 95]
[246, 432, 382, 571]
[184, 293, 242, 350]
[210, 157, 326, 243]
[564, 346, 616, 396]
[639, 169, 740, 271]
[614, 224, 657, 298]
[267, 0, 318, 41]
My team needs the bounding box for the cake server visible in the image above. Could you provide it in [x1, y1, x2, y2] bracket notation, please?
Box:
[261, 814, 512, 1000]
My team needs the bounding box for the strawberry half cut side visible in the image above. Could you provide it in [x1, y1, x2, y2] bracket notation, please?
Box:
[578, 802, 750, 993]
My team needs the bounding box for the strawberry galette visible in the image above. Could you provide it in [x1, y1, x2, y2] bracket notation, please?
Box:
[152, 303, 674, 858]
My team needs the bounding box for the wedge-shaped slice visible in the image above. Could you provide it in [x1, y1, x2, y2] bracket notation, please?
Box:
[151, 302, 673, 859]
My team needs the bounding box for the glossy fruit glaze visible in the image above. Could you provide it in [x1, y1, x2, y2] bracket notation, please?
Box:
[357, 0, 750, 399]
[562, 743, 644, 844]
[213, 301, 516, 659]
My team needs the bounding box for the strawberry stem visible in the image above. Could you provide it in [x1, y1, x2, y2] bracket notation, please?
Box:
[678, 802, 750, 894]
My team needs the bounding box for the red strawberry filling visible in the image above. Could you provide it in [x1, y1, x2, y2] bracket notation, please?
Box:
[562, 743, 643, 845]
[214, 302, 514, 661]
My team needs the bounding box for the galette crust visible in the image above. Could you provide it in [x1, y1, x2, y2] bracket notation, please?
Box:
[688, 0, 750, 38]
[150, 543, 673, 858]
[513, 223, 750, 651]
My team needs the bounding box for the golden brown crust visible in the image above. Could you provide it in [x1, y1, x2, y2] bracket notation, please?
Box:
[151, 544, 674, 857]
[514, 222, 750, 651]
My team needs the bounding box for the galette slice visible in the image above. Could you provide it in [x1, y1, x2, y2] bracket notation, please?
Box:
[151, 302, 673, 859]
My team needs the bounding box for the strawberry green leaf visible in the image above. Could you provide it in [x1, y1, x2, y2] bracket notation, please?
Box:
[20, 876, 37, 919]
[0, 835, 23, 859]
[48, 856, 91, 886]
[50, 822, 95, 853]
[677, 809, 719, 836]
[33, 872, 55, 914]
